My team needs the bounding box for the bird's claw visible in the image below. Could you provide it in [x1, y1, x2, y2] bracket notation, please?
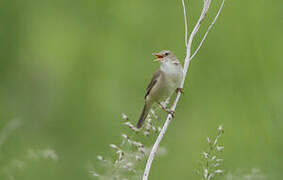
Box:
[158, 103, 175, 118]
[176, 88, 184, 94]
[168, 110, 175, 118]
[162, 108, 175, 118]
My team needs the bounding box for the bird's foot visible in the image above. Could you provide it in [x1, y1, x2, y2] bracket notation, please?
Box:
[168, 110, 175, 118]
[176, 87, 184, 94]
[158, 103, 175, 118]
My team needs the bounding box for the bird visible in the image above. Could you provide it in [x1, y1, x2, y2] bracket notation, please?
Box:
[136, 50, 183, 128]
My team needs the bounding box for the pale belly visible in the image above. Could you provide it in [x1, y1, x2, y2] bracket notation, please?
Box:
[151, 71, 182, 102]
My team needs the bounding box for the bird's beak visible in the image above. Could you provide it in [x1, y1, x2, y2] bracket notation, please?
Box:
[152, 53, 164, 62]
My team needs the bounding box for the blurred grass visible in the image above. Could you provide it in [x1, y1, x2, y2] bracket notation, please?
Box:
[0, 0, 282, 179]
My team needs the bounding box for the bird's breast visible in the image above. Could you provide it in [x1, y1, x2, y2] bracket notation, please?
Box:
[152, 62, 183, 102]
[163, 67, 183, 87]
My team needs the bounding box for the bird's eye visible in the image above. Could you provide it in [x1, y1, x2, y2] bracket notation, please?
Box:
[165, 52, 169, 56]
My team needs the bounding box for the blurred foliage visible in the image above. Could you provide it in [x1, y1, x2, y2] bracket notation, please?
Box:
[0, 0, 282, 179]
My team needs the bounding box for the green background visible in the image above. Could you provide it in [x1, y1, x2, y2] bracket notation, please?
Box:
[0, 0, 282, 179]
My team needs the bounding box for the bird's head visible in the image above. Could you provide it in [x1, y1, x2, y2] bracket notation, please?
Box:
[152, 50, 180, 64]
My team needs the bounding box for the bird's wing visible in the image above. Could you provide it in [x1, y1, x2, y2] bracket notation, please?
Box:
[144, 69, 163, 99]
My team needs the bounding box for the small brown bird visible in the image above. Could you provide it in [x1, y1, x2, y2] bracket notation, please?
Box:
[136, 50, 183, 128]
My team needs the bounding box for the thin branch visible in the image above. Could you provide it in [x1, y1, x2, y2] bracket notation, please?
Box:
[182, 0, 189, 48]
[182, 0, 211, 81]
[142, 0, 225, 179]
[190, 0, 225, 60]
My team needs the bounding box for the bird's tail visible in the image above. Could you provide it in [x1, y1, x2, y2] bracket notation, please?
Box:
[136, 104, 150, 128]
